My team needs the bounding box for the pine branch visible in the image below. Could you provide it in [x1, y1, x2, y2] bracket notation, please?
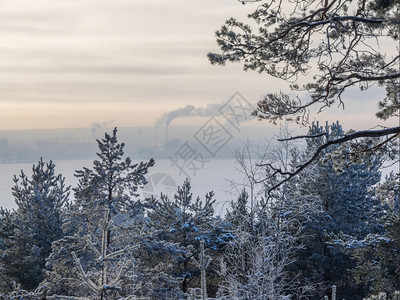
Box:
[258, 126, 400, 196]
[47, 295, 90, 300]
[331, 72, 400, 83]
[71, 251, 101, 294]
[86, 236, 101, 258]
[108, 260, 132, 287]
[105, 246, 131, 260]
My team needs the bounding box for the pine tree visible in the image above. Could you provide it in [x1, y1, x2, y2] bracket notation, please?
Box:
[145, 179, 224, 295]
[0, 208, 17, 292]
[75, 127, 155, 213]
[0, 158, 70, 291]
[64, 127, 155, 238]
[43, 128, 155, 298]
[225, 189, 252, 233]
[292, 122, 385, 299]
[346, 172, 400, 298]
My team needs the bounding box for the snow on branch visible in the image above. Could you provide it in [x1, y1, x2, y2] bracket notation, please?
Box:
[258, 126, 400, 196]
[47, 295, 90, 300]
[71, 251, 100, 294]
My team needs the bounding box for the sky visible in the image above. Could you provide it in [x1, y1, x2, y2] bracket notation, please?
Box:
[0, 0, 397, 132]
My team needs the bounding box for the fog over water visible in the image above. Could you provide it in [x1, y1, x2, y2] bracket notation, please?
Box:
[0, 124, 279, 211]
[1, 120, 397, 211]
[0, 158, 246, 213]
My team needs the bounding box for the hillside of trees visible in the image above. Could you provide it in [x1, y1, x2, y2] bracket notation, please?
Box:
[0, 124, 398, 300]
[1, 0, 399, 298]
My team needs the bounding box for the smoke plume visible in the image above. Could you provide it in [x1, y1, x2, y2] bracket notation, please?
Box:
[90, 120, 115, 138]
[155, 103, 222, 129]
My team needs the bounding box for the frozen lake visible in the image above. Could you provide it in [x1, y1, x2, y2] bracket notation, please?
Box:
[0, 158, 246, 213]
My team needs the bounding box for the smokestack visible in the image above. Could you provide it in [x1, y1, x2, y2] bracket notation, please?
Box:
[154, 102, 240, 147]
[166, 125, 169, 145]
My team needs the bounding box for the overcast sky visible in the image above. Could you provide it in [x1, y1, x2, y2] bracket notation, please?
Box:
[0, 0, 396, 131]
